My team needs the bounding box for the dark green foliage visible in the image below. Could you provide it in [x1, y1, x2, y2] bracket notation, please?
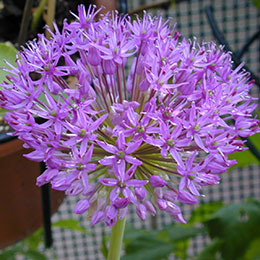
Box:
[204, 200, 260, 260]
[252, 0, 260, 9]
[0, 43, 17, 84]
[122, 235, 173, 260]
[123, 200, 260, 260]
[229, 133, 260, 168]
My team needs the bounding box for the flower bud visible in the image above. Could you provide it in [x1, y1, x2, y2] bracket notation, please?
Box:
[119, 207, 128, 220]
[102, 59, 116, 74]
[51, 175, 70, 191]
[143, 200, 156, 216]
[163, 190, 177, 202]
[177, 190, 198, 204]
[105, 215, 117, 227]
[66, 181, 83, 196]
[165, 201, 181, 215]
[154, 187, 163, 199]
[136, 203, 147, 220]
[74, 199, 90, 214]
[106, 205, 117, 219]
[150, 175, 167, 187]
[157, 199, 167, 210]
[91, 210, 104, 225]
[135, 186, 146, 200]
[113, 197, 129, 208]
[139, 78, 150, 91]
[87, 47, 101, 66]
[36, 174, 48, 186]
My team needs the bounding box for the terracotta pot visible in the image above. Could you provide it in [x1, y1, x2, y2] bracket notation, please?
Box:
[0, 137, 64, 249]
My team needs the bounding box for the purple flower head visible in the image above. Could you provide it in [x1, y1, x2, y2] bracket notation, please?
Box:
[0, 5, 258, 226]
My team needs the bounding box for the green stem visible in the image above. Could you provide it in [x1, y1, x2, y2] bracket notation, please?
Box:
[31, 0, 47, 33]
[18, 0, 33, 47]
[46, 0, 57, 39]
[107, 217, 126, 260]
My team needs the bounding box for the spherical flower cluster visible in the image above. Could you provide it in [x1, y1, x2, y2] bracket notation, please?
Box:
[0, 5, 258, 226]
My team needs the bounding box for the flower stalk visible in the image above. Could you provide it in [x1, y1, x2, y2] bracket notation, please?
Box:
[31, 0, 47, 32]
[46, 0, 56, 39]
[107, 217, 126, 260]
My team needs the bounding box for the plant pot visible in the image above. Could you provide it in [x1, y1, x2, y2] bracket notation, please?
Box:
[0, 136, 65, 249]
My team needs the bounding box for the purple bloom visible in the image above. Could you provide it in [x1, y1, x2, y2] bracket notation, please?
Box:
[97, 131, 143, 177]
[99, 164, 148, 204]
[0, 5, 258, 226]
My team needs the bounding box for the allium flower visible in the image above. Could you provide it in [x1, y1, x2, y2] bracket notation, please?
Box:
[0, 5, 258, 226]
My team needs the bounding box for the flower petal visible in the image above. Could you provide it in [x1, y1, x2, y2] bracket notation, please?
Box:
[125, 155, 142, 165]
[170, 148, 185, 168]
[99, 156, 115, 166]
[96, 140, 117, 153]
[110, 186, 120, 201]
[99, 178, 118, 186]
[125, 139, 143, 154]
[126, 179, 148, 187]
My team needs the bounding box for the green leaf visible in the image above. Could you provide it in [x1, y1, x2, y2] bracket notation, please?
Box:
[0, 243, 25, 260]
[252, 0, 260, 9]
[229, 150, 259, 168]
[0, 43, 17, 83]
[123, 224, 203, 260]
[20, 250, 47, 260]
[189, 201, 224, 224]
[204, 200, 260, 260]
[52, 219, 87, 233]
[195, 239, 223, 260]
[122, 235, 173, 260]
[0, 243, 46, 260]
[167, 225, 205, 242]
[242, 238, 260, 260]
[24, 228, 43, 250]
[229, 133, 260, 168]
[166, 225, 204, 259]
[0, 248, 17, 260]
[173, 239, 190, 260]
[123, 224, 148, 246]
[156, 229, 171, 243]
